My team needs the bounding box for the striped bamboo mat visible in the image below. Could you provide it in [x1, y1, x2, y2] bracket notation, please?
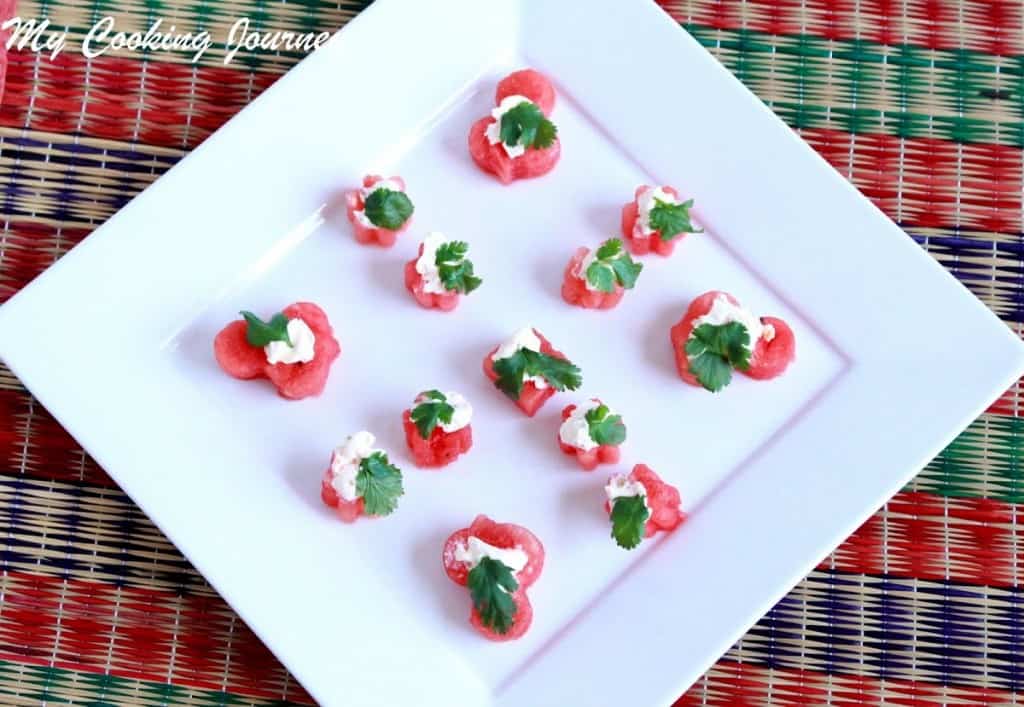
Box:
[0, 0, 1021, 704]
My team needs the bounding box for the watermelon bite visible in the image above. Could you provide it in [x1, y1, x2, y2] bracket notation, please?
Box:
[669, 290, 795, 391]
[468, 69, 561, 185]
[403, 233, 481, 311]
[483, 327, 582, 417]
[320, 431, 404, 523]
[402, 390, 473, 468]
[442, 514, 545, 641]
[344, 174, 414, 247]
[621, 185, 700, 257]
[213, 301, 340, 400]
[558, 400, 625, 471]
[561, 239, 642, 310]
[605, 464, 686, 549]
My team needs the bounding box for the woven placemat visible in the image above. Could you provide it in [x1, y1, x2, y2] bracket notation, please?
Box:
[0, 0, 1021, 704]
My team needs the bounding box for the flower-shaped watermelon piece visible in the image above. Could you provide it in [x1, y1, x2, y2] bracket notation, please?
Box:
[213, 302, 341, 400]
[468, 69, 561, 185]
[621, 185, 700, 257]
[669, 290, 796, 388]
[402, 409, 473, 468]
[557, 402, 624, 471]
[442, 514, 545, 642]
[561, 247, 624, 310]
[483, 329, 579, 417]
[403, 236, 481, 312]
[344, 174, 413, 247]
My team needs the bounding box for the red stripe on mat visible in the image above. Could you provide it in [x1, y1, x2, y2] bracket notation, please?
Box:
[0, 51, 277, 148]
[821, 491, 1023, 587]
[0, 571, 312, 703]
[660, 0, 1023, 55]
[3, 52, 1020, 233]
[674, 659, 1018, 705]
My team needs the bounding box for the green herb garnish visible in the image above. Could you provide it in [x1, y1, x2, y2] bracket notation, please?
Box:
[648, 198, 701, 242]
[240, 311, 291, 347]
[355, 451, 404, 516]
[410, 390, 454, 439]
[499, 101, 557, 150]
[684, 322, 751, 392]
[363, 188, 414, 230]
[493, 348, 582, 400]
[467, 556, 519, 634]
[584, 238, 643, 293]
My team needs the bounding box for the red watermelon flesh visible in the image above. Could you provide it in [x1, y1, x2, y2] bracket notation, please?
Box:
[494, 69, 556, 116]
[402, 409, 472, 468]
[561, 247, 624, 310]
[320, 472, 365, 523]
[470, 588, 533, 642]
[632, 464, 686, 535]
[442, 514, 545, 589]
[468, 117, 561, 185]
[747, 316, 796, 380]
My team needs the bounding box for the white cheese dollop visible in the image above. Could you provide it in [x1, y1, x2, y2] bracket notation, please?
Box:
[328, 431, 379, 502]
[415, 390, 473, 432]
[559, 399, 606, 451]
[264, 318, 316, 365]
[605, 473, 648, 503]
[354, 178, 405, 228]
[454, 536, 528, 575]
[636, 186, 680, 235]
[414, 231, 447, 294]
[690, 294, 774, 352]
[484, 94, 533, 159]
[490, 326, 548, 390]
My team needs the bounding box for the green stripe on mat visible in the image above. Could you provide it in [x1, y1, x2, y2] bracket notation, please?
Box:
[912, 415, 1024, 503]
[0, 661, 303, 706]
[685, 26, 1023, 147]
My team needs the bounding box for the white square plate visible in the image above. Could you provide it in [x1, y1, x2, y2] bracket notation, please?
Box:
[1, 1, 1021, 705]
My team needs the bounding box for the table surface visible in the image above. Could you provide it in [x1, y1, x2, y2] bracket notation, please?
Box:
[0, 1, 1021, 704]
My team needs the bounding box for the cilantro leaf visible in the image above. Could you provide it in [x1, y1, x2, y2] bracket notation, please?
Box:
[410, 391, 455, 439]
[240, 311, 291, 347]
[584, 238, 643, 292]
[585, 404, 627, 446]
[492, 348, 582, 400]
[492, 352, 529, 399]
[499, 102, 558, 150]
[586, 261, 616, 293]
[363, 188, 414, 230]
[648, 198, 701, 242]
[436, 240, 482, 294]
[523, 349, 581, 391]
[610, 495, 650, 550]
[355, 452, 404, 516]
[595, 239, 622, 260]
[467, 557, 519, 635]
[684, 322, 751, 393]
